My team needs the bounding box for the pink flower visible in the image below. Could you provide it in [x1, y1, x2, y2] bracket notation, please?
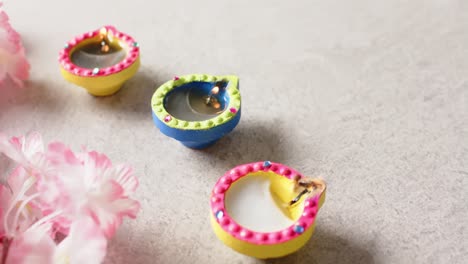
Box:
[4, 217, 107, 264]
[0, 131, 140, 263]
[0, 3, 30, 87]
[4, 221, 55, 264]
[0, 168, 42, 239]
[52, 217, 107, 264]
[0, 132, 47, 186]
[38, 143, 140, 238]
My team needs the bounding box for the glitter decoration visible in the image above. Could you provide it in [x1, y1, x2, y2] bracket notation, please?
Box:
[216, 210, 224, 220]
[293, 225, 305, 234]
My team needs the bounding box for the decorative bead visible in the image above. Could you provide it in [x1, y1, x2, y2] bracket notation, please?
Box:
[282, 169, 292, 176]
[220, 217, 230, 225]
[240, 230, 252, 238]
[302, 210, 316, 218]
[229, 224, 240, 233]
[271, 232, 282, 240]
[214, 185, 226, 194]
[173, 76, 180, 81]
[64, 43, 69, 48]
[229, 107, 237, 114]
[221, 176, 232, 184]
[133, 42, 139, 47]
[263, 161, 272, 168]
[305, 200, 317, 208]
[294, 225, 305, 234]
[256, 233, 268, 241]
[92, 68, 99, 75]
[253, 163, 262, 171]
[283, 228, 295, 237]
[164, 115, 172, 122]
[215, 210, 224, 220]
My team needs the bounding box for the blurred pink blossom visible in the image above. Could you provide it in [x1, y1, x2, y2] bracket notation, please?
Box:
[0, 3, 29, 88]
[0, 132, 140, 263]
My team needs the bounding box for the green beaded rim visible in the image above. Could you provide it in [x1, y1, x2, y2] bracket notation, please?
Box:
[151, 74, 241, 130]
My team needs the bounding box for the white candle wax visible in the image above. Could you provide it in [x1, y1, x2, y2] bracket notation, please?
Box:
[224, 173, 303, 233]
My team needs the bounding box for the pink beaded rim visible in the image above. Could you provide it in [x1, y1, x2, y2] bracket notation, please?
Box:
[211, 161, 321, 245]
[58, 25, 140, 77]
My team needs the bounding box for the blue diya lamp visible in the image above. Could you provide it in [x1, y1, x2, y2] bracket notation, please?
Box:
[151, 74, 241, 149]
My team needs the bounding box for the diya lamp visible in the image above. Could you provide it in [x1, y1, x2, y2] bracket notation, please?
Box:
[151, 74, 241, 149]
[58, 25, 140, 96]
[210, 161, 326, 259]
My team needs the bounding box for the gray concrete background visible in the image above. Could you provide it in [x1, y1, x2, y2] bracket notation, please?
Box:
[1, 0, 467, 263]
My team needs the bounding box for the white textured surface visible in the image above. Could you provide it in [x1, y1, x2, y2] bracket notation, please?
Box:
[1, 0, 467, 263]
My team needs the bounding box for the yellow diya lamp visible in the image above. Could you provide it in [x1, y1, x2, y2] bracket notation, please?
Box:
[210, 161, 326, 259]
[58, 25, 140, 96]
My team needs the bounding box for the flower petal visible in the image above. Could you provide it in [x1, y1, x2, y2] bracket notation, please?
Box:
[55, 217, 107, 264]
[0, 4, 30, 87]
[84, 180, 139, 238]
[105, 164, 139, 195]
[46, 142, 81, 166]
[5, 222, 55, 264]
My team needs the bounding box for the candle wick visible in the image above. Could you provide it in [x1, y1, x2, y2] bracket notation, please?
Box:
[204, 86, 222, 109]
[289, 177, 326, 206]
[99, 28, 111, 53]
[289, 189, 310, 206]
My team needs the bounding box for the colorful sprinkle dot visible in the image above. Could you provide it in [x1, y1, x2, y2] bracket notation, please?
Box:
[229, 107, 237, 114]
[92, 68, 99, 75]
[294, 225, 305, 234]
[133, 42, 139, 47]
[215, 210, 224, 220]
[164, 115, 172, 122]
[263, 161, 272, 168]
